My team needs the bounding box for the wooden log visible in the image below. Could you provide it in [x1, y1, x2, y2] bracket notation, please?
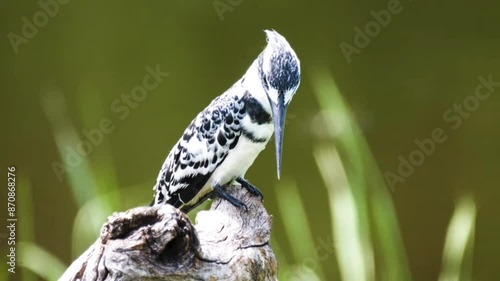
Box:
[59, 185, 277, 281]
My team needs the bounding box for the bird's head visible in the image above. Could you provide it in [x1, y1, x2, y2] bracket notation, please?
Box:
[257, 30, 301, 179]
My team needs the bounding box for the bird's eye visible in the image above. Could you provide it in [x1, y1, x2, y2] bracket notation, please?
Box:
[262, 76, 269, 90]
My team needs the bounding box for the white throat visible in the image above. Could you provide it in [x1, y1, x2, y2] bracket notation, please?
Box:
[241, 60, 272, 114]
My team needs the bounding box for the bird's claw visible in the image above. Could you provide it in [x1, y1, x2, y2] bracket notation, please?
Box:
[236, 177, 264, 201]
[214, 184, 248, 212]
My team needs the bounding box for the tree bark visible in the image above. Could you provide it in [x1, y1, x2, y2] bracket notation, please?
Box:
[59, 185, 278, 281]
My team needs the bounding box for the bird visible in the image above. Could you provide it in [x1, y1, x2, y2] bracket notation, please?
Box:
[151, 30, 301, 213]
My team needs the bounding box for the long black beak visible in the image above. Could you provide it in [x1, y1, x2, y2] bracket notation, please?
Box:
[270, 94, 287, 179]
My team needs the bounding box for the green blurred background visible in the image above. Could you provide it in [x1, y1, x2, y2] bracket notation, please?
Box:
[1, 0, 499, 280]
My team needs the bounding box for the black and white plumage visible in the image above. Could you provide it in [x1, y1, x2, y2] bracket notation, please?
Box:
[152, 30, 301, 212]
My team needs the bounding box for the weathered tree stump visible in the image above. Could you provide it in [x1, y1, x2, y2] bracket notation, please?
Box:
[59, 186, 277, 281]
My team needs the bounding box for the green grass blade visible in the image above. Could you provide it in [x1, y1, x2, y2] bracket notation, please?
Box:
[40, 89, 99, 207]
[275, 180, 326, 280]
[310, 67, 412, 281]
[438, 197, 476, 281]
[18, 242, 66, 281]
[315, 145, 374, 281]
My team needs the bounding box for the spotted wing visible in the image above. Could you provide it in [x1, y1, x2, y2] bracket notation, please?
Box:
[152, 94, 245, 209]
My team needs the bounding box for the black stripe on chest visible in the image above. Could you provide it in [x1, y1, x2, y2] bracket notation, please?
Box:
[242, 91, 272, 125]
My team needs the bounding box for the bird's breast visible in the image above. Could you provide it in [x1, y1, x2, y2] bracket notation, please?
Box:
[209, 121, 273, 186]
[209, 136, 269, 186]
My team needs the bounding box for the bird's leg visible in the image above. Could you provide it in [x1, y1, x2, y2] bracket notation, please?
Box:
[236, 177, 264, 200]
[213, 184, 248, 211]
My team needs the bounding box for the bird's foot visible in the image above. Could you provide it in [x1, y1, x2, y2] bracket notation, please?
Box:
[236, 177, 264, 200]
[214, 184, 248, 212]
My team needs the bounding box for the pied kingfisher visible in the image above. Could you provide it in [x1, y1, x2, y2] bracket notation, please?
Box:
[152, 30, 301, 213]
